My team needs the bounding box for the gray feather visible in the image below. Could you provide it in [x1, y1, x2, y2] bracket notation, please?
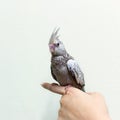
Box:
[49, 28, 60, 44]
[51, 66, 57, 81]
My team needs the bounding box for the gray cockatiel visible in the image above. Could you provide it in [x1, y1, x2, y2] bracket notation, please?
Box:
[48, 28, 85, 91]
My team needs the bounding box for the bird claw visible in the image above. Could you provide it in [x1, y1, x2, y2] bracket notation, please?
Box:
[65, 85, 72, 90]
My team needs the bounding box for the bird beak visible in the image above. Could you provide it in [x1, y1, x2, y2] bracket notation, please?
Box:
[49, 44, 55, 53]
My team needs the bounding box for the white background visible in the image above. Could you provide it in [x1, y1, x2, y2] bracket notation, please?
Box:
[0, 0, 120, 119]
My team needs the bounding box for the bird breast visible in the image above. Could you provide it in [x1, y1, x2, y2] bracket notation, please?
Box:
[52, 56, 67, 66]
[52, 56, 67, 71]
[51, 56, 72, 85]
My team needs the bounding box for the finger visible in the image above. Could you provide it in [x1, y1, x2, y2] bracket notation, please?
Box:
[41, 82, 66, 95]
[65, 86, 84, 94]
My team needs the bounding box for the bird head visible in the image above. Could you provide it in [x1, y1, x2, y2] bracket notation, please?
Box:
[49, 28, 66, 56]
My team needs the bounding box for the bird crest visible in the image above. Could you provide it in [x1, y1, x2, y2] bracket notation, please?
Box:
[49, 28, 60, 44]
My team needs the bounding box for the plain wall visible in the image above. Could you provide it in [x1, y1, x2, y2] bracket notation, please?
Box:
[0, 0, 120, 119]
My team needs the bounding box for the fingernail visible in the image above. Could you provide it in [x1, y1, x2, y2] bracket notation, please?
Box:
[40, 83, 45, 88]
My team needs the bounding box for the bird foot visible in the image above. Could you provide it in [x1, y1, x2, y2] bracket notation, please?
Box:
[65, 85, 72, 90]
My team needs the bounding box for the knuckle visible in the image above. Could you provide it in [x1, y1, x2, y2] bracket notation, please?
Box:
[60, 96, 65, 105]
[58, 116, 63, 120]
[96, 92, 103, 97]
[60, 98, 63, 105]
[58, 109, 62, 116]
[60, 95, 68, 105]
[93, 92, 104, 98]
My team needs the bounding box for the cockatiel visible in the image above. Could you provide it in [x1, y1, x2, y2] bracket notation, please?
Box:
[48, 28, 85, 91]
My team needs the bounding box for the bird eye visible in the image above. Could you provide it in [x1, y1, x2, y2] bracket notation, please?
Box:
[56, 43, 59, 46]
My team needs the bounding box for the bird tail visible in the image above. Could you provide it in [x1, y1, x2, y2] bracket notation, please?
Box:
[81, 86, 85, 92]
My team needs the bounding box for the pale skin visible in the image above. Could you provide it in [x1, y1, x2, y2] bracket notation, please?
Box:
[41, 83, 111, 120]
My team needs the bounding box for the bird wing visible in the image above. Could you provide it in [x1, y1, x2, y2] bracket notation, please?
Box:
[67, 59, 85, 86]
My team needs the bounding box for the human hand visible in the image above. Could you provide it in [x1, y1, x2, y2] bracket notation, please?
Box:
[41, 83, 111, 120]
